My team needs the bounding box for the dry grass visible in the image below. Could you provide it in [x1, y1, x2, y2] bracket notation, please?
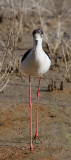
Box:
[0, 0, 71, 98]
[0, 0, 71, 92]
[0, 2, 71, 158]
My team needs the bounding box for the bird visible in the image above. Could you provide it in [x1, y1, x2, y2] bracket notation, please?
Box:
[21, 29, 51, 150]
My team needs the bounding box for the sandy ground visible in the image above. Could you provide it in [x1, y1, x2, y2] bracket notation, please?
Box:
[0, 1, 71, 159]
[0, 72, 71, 160]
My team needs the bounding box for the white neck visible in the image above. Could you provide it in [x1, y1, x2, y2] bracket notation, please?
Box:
[33, 38, 43, 50]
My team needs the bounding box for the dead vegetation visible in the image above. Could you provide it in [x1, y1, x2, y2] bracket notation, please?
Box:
[0, 1, 71, 159]
[0, 0, 71, 92]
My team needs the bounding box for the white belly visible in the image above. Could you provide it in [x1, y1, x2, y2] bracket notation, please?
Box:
[21, 50, 51, 76]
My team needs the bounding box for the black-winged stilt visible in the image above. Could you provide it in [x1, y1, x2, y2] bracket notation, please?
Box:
[21, 29, 51, 150]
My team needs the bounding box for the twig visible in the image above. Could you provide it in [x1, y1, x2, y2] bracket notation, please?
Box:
[0, 78, 10, 92]
[62, 45, 71, 81]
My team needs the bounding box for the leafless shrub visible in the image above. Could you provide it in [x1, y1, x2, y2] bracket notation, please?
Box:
[0, 0, 24, 92]
[0, 0, 71, 92]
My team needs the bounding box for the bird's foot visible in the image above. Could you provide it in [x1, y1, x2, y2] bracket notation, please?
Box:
[23, 144, 34, 150]
[26, 144, 34, 150]
[30, 144, 34, 150]
[33, 134, 42, 144]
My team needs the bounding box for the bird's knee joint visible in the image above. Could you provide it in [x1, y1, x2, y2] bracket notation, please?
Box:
[37, 92, 39, 97]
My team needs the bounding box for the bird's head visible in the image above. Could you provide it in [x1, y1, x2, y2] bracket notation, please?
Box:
[32, 29, 43, 45]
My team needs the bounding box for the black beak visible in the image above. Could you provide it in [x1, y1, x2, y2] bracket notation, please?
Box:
[35, 40, 38, 45]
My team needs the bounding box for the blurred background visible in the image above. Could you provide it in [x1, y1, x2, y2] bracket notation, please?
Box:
[0, 0, 71, 87]
[0, 1, 71, 159]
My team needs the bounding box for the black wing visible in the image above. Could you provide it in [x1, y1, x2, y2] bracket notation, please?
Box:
[44, 42, 51, 59]
[21, 49, 32, 63]
[44, 50, 51, 60]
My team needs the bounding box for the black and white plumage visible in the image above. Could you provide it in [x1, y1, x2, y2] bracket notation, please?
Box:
[21, 29, 51, 150]
[21, 29, 51, 76]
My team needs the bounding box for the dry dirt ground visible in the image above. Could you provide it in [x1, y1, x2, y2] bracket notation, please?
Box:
[0, 67, 71, 159]
[0, 1, 71, 160]
[0, 73, 71, 160]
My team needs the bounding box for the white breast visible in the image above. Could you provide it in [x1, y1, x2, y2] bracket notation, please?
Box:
[35, 49, 51, 76]
[21, 49, 51, 76]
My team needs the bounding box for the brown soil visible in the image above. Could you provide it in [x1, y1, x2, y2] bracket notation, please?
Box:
[0, 1, 71, 159]
[0, 74, 71, 160]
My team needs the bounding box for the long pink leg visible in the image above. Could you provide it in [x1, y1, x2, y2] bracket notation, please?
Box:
[36, 77, 42, 138]
[29, 76, 34, 150]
